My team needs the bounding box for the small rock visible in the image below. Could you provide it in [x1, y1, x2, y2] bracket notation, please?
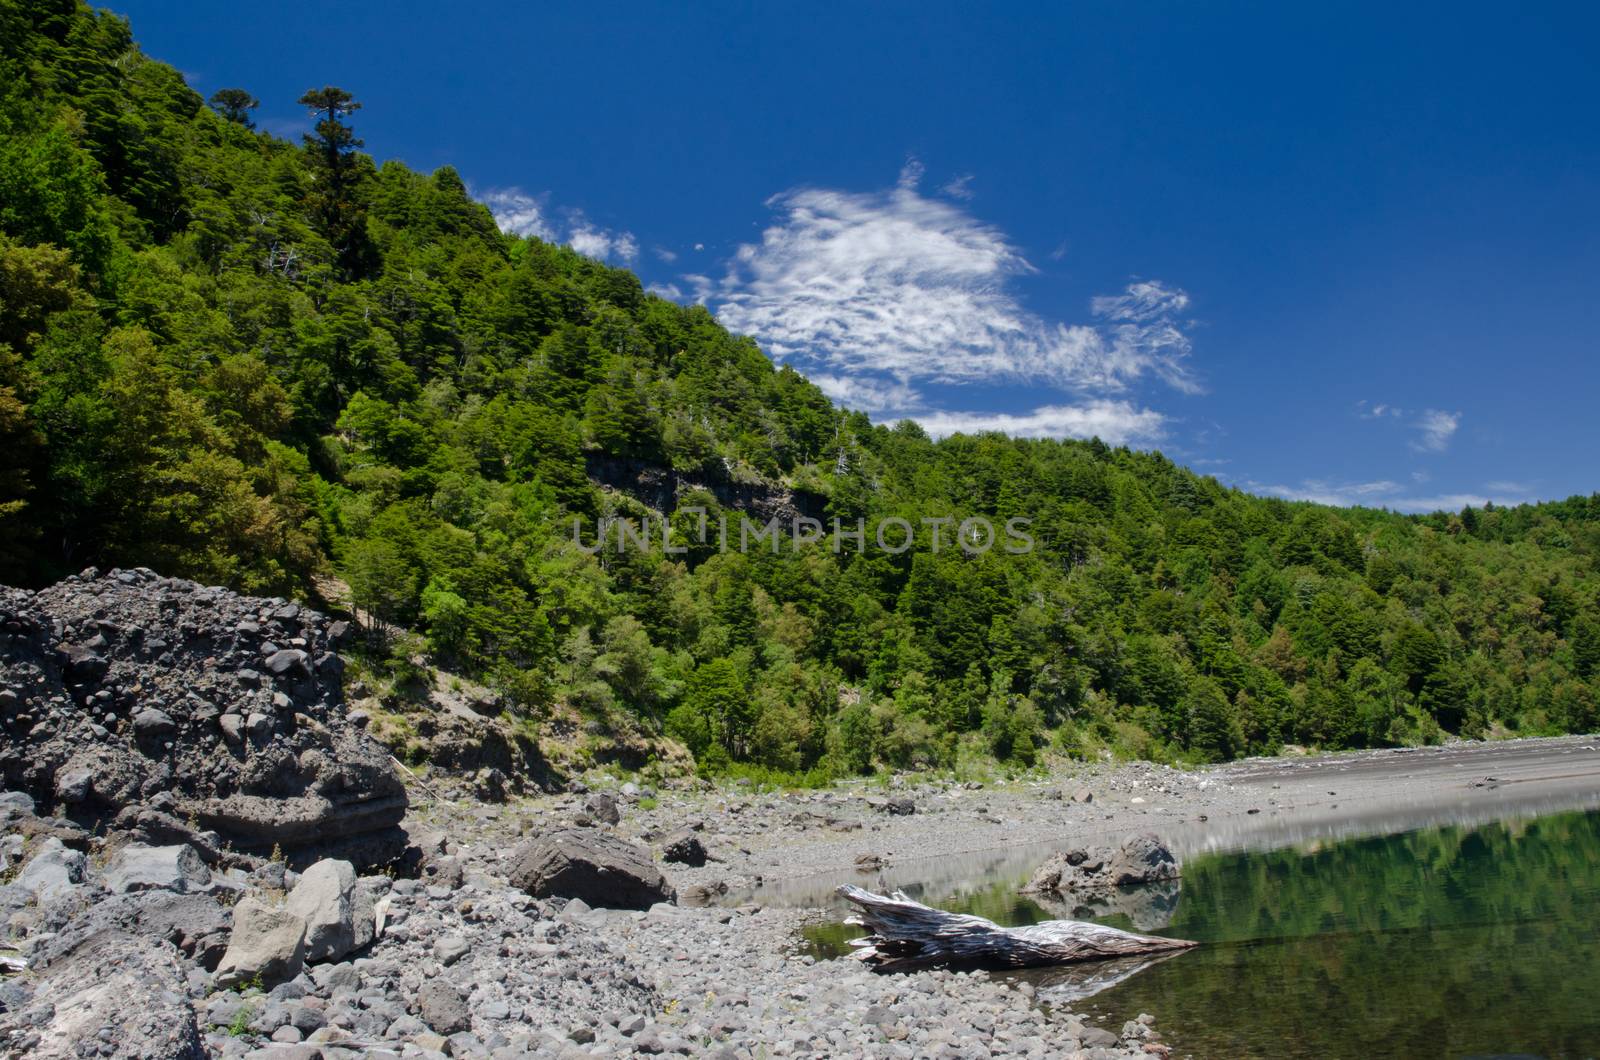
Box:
[132, 708, 177, 739]
[661, 829, 708, 867]
[582, 792, 620, 826]
[433, 935, 470, 966]
[416, 979, 470, 1035]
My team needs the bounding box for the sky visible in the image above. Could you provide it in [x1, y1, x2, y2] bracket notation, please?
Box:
[111, 1, 1600, 513]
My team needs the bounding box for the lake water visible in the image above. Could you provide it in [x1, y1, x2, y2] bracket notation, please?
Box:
[802, 807, 1600, 1059]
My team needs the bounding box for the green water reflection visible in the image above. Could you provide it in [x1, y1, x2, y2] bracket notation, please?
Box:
[804, 809, 1600, 1059]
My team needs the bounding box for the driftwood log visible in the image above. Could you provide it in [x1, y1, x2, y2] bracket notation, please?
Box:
[837, 885, 1196, 972]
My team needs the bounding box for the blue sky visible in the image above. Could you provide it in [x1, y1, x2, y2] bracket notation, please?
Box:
[112, 1, 1600, 512]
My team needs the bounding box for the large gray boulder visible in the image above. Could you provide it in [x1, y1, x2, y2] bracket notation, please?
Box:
[283, 859, 357, 963]
[213, 897, 307, 989]
[1105, 832, 1181, 886]
[11, 837, 86, 903]
[508, 829, 674, 910]
[26, 890, 230, 973]
[103, 844, 211, 895]
[1023, 832, 1181, 897]
[0, 929, 203, 1059]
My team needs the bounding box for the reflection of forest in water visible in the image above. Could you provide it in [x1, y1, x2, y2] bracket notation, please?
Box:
[804, 808, 1600, 1059]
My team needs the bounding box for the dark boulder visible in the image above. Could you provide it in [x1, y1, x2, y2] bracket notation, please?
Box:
[508, 829, 674, 910]
[582, 792, 620, 825]
[661, 829, 708, 867]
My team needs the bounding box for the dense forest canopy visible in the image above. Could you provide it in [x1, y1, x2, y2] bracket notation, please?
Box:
[2, 0, 1598, 777]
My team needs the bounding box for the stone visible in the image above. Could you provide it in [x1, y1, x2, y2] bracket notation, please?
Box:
[1022, 832, 1180, 897]
[416, 979, 471, 1035]
[474, 767, 507, 803]
[1081, 1026, 1119, 1047]
[60, 642, 108, 682]
[661, 829, 708, 867]
[0, 574, 406, 870]
[284, 858, 357, 963]
[582, 792, 620, 825]
[103, 843, 211, 894]
[245, 711, 274, 743]
[16, 928, 203, 1059]
[1072, 786, 1094, 804]
[883, 797, 916, 816]
[508, 829, 675, 910]
[13, 837, 87, 902]
[52, 769, 92, 803]
[433, 935, 470, 966]
[678, 881, 729, 907]
[263, 649, 312, 679]
[1105, 832, 1181, 886]
[214, 896, 308, 989]
[132, 707, 177, 739]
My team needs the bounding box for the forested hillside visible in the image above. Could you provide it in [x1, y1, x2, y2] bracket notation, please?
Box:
[3, 0, 1598, 776]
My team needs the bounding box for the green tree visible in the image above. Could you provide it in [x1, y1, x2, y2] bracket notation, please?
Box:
[297, 86, 372, 274]
[208, 88, 259, 127]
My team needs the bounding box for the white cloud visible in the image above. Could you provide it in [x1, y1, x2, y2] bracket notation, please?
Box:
[647, 282, 685, 301]
[1411, 409, 1461, 453]
[478, 188, 556, 241]
[1356, 401, 1463, 454]
[654, 246, 678, 263]
[567, 219, 638, 263]
[913, 402, 1168, 446]
[479, 187, 638, 263]
[1356, 400, 1404, 420]
[808, 374, 924, 413]
[682, 274, 714, 305]
[941, 174, 975, 200]
[1246, 477, 1527, 513]
[1483, 480, 1533, 494]
[707, 174, 1200, 398]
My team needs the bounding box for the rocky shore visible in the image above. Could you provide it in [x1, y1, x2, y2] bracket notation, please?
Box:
[4, 570, 1599, 1059]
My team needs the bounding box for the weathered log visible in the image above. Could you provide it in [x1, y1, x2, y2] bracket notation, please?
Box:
[836, 884, 1197, 972]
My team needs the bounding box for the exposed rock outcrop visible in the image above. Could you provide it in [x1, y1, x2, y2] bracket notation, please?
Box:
[0, 568, 406, 867]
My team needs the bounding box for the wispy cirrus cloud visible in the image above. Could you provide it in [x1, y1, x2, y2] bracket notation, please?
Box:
[940, 173, 975, 200]
[807, 374, 925, 414]
[480, 188, 638, 263]
[708, 167, 1200, 397]
[1355, 401, 1463, 453]
[1246, 477, 1530, 513]
[1355, 400, 1404, 420]
[688, 165, 1199, 445]
[913, 402, 1168, 446]
[1411, 409, 1461, 453]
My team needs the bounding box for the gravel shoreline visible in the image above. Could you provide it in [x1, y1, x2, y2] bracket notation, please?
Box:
[7, 722, 1598, 1058]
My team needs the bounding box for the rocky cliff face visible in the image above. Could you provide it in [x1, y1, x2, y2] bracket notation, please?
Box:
[0, 568, 405, 867]
[584, 453, 826, 522]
